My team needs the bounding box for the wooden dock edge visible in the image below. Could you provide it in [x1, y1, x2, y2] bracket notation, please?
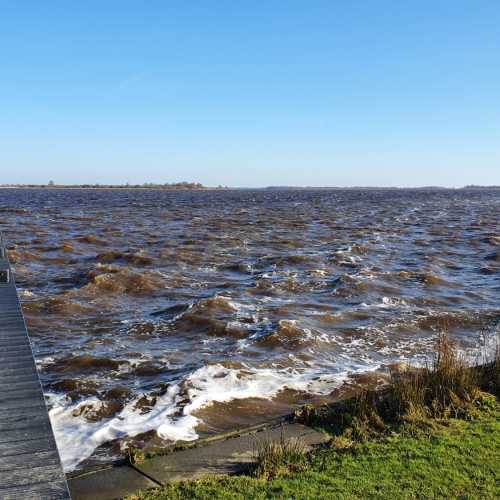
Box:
[0, 233, 71, 499]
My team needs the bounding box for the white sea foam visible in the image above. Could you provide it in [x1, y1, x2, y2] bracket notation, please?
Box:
[49, 382, 196, 472]
[362, 297, 408, 308]
[49, 361, 378, 472]
[36, 356, 56, 368]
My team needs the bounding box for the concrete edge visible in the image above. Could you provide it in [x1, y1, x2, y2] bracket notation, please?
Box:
[66, 418, 330, 500]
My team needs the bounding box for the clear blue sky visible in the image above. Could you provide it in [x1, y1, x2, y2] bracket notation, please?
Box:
[1, 1, 499, 187]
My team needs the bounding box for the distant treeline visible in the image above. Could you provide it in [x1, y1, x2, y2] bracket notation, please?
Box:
[0, 182, 218, 190]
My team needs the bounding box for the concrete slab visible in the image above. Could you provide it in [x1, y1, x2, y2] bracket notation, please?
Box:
[68, 465, 158, 500]
[135, 422, 329, 484]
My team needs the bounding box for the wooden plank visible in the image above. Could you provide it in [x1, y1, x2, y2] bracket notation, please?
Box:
[0, 235, 70, 498]
[0, 341, 32, 349]
[0, 372, 43, 385]
[0, 361, 41, 373]
[0, 386, 47, 401]
[0, 404, 51, 423]
[0, 412, 51, 431]
[0, 373, 42, 386]
[1, 483, 70, 500]
[0, 449, 62, 471]
[0, 354, 38, 365]
[0, 344, 34, 353]
[0, 325, 30, 332]
[0, 463, 69, 488]
[0, 380, 43, 394]
[0, 436, 57, 457]
[0, 424, 55, 445]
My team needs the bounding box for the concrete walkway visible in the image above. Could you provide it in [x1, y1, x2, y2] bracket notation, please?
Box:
[68, 422, 329, 500]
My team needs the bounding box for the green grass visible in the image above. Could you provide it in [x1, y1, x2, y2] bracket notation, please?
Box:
[130, 398, 499, 500]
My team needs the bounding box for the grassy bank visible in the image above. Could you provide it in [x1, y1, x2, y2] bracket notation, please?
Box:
[132, 400, 499, 499]
[131, 334, 500, 499]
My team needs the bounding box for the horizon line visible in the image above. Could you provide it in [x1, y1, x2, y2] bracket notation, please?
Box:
[1, 183, 499, 190]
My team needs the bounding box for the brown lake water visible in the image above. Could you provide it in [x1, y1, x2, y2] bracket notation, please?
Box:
[0, 188, 498, 471]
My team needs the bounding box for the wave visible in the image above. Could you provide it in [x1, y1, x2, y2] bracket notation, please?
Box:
[76, 265, 167, 296]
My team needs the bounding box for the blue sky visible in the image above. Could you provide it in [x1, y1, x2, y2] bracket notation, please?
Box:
[0, 1, 499, 187]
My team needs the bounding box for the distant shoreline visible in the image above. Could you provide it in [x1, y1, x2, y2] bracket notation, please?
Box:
[0, 183, 220, 191]
[0, 185, 498, 191]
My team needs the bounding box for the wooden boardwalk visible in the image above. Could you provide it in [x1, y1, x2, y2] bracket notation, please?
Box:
[0, 235, 70, 499]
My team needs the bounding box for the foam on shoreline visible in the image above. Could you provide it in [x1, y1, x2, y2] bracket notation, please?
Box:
[49, 362, 379, 471]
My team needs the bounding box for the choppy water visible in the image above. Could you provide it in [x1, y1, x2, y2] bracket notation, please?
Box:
[1, 188, 499, 471]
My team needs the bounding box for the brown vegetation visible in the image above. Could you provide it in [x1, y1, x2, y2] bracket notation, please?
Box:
[294, 330, 499, 436]
[252, 428, 308, 479]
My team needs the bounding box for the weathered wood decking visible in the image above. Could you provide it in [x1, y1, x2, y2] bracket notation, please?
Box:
[0, 235, 70, 499]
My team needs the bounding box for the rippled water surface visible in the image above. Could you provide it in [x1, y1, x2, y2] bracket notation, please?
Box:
[1, 188, 499, 471]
